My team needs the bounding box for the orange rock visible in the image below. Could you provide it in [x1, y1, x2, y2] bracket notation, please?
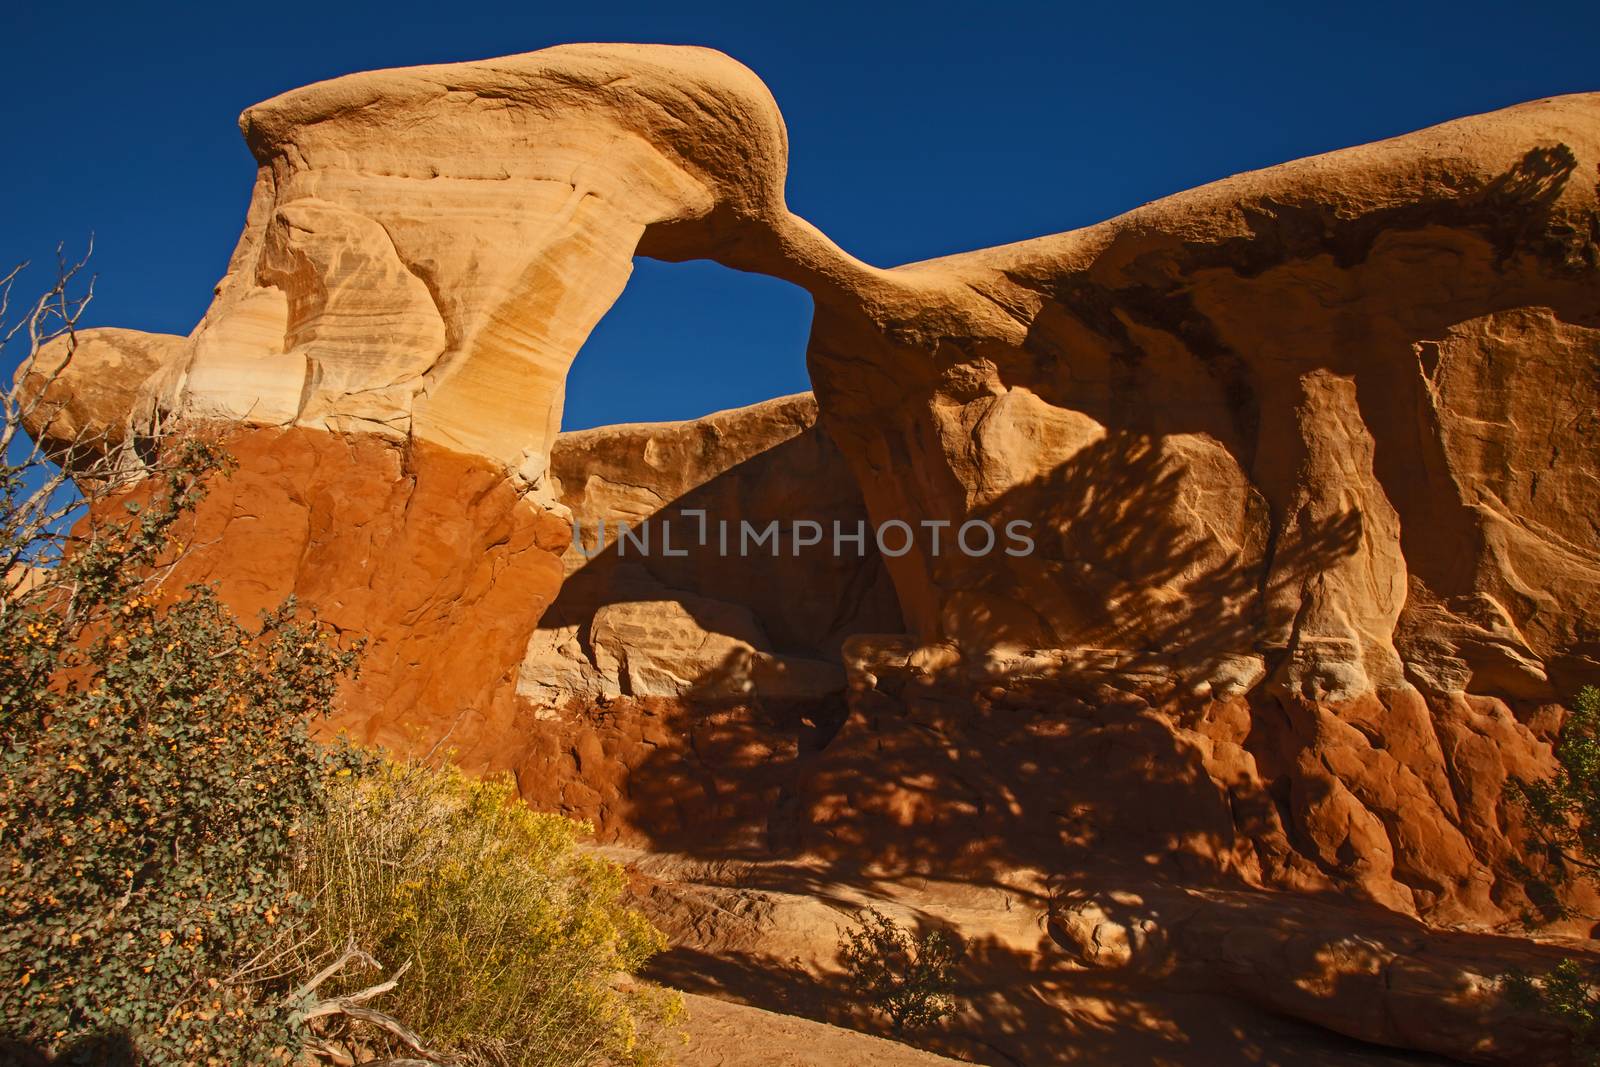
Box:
[166, 425, 568, 764]
[20, 43, 1600, 1066]
[521, 393, 902, 709]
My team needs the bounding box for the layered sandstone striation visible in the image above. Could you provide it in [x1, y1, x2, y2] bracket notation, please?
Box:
[21, 43, 1600, 1065]
[24, 44, 830, 742]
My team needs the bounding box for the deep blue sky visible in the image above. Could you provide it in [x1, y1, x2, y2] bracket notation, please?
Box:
[3, 2, 1596, 430]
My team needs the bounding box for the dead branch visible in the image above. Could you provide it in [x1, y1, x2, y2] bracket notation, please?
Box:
[304, 1038, 357, 1066]
[292, 948, 452, 1066]
[299, 961, 413, 1020]
[290, 942, 381, 1004]
[322, 1005, 451, 1063]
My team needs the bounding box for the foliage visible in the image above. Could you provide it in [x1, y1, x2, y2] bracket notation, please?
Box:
[0, 251, 361, 1064]
[1505, 959, 1600, 1065]
[838, 907, 962, 1034]
[284, 759, 679, 1066]
[0, 439, 361, 1065]
[0, 255, 674, 1066]
[1517, 687, 1600, 895]
[1507, 686, 1600, 1063]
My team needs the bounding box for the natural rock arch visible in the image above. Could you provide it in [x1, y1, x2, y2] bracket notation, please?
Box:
[22, 43, 1600, 962]
[560, 255, 813, 430]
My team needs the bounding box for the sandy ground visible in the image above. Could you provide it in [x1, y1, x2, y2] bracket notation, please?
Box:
[674, 991, 968, 1066]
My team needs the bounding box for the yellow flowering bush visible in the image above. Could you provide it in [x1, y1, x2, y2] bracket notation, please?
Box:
[0, 260, 673, 1066]
[290, 760, 679, 1066]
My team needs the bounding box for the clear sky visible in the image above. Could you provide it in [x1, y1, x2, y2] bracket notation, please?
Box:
[3, 1, 1596, 430]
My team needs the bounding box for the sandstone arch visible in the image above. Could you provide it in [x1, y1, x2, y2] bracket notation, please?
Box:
[21, 45, 1600, 961]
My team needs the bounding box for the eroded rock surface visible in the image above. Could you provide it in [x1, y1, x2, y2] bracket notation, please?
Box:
[520, 392, 902, 709]
[21, 43, 1600, 1066]
[171, 426, 570, 761]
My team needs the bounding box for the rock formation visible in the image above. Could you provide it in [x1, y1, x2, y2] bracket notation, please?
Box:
[22, 43, 1600, 1065]
[520, 392, 901, 710]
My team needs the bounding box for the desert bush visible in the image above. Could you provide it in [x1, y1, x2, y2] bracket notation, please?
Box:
[1516, 686, 1600, 891]
[0, 434, 361, 1064]
[284, 759, 678, 1066]
[0, 559, 359, 1065]
[0, 251, 361, 1064]
[0, 253, 675, 1066]
[1507, 685, 1600, 1063]
[839, 907, 962, 1034]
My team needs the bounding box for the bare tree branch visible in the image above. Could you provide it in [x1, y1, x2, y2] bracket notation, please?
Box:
[315, 1004, 454, 1063]
[291, 942, 381, 1004]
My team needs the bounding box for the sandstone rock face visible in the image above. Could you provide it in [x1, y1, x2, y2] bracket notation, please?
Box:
[519, 393, 902, 709]
[1047, 882, 1582, 1064]
[22, 44, 1600, 1065]
[782, 94, 1600, 945]
[20, 327, 182, 467]
[619, 849, 1582, 1066]
[171, 426, 570, 762]
[800, 113, 1600, 707]
[157, 44, 800, 479]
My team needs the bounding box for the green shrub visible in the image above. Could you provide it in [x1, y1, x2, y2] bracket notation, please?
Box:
[839, 907, 962, 1034]
[1508, 685, 1600, 1063]
[0, 258, 675, 1066]
[0, 440, 360, 1065]
[1516, 686, 1600, 890]
[287, 759, 679, 1066]
[1504, 959, 1600, 1065]
[0, 256, 361, 1063]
